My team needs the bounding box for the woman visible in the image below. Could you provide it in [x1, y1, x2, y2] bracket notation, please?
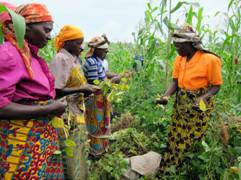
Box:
[83, 35, 112, 157]
[0, 3, 66, 179]
[50, 25, 96, 179]
[157, 25, 222, 172]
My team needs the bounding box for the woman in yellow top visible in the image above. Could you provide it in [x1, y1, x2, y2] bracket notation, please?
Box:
[157, 25, 222, 172]
[50, 25, 97, 179]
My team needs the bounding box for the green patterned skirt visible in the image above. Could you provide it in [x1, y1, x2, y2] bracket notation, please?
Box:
[160, 88, 214, 172]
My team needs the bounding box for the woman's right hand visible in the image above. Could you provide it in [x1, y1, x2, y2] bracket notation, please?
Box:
[79, 84, 100, 96]
[156, 95, 169, 105]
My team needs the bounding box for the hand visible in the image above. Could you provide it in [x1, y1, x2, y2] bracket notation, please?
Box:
[156, 95, 169, 105]
[80, 84, 100, 95]
[47, 101, 67, 117]
[122, 70, 133, 78]
[111, 75, 121, 84]
[193, 96, 208, 110]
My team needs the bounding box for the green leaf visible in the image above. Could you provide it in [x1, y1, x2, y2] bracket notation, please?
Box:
[214, 11, 220, 17]
[65, 147, 74, 157]
[171, 1, 188, 13]
[186, 6, 195, 25]
[196, 7, 203, 33]
[0, 4, 25, 48]
[51, 117, 65, 128]
[93, 79, 100, 85]
[64, 139, 76, 147]
[0, 4, 8, 44]
[201, 140, 210, 152]
[199, 100, 207, 112]
[8, 9, 25, 48]
[228, 0, 235, 11]
[0, 24, 3, 44]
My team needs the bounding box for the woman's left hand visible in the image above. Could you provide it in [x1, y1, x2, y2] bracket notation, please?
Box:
[111, 75, 122, 84]
[194, 96, 208, 109]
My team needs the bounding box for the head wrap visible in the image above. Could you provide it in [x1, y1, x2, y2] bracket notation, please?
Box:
[172, 24, 203, 50]
[54, 25, 84, 52]
[0, 2, 16, 22]
[15, 3, 52, 24]
[2, 3, 53, 79]
[86, 34, 109, 58]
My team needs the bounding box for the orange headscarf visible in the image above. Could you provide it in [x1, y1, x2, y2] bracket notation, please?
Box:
[15, 3, 52, 24]
[54, 25, 84, 52]
[2, 3, 53, 79]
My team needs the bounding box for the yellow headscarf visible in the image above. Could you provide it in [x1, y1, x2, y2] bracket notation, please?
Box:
[54, 25, 84, 52]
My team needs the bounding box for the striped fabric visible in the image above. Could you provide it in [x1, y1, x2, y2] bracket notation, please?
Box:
[83, 56, 106, 81]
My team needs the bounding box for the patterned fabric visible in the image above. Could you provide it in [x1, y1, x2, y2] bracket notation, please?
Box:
[0, 101, 64, 180]
[172, 24, 203, 50]
[2, 3, 53, 79]
[160, 88, 213, 172]
[15, 3, 52, 24]
[54, 25, 84, 52]
[85, 90, 111, 156]
[51, 49, 88, 179]
[83, 56, 106, 81]
[172, 50, 222, 90]
[86, 34, 109, 58]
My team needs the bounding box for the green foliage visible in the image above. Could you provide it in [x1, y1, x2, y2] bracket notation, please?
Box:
[37, 0, 241, 179]
[88, 152, 128, 180]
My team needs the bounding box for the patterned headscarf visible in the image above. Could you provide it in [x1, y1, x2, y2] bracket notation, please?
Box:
[15, 3, 52, 24]
[0, 2, 16, 22]
[54, 25, 84, 52]
[86, 34, 109, 58]
[172, 24, 203, 50]
[2, 3, 53, 79]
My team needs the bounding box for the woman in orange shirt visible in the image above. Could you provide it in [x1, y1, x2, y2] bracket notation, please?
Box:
[157, 25, 222, 172]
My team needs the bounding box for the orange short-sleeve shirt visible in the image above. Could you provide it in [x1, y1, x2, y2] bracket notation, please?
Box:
[172, 50, 222, 90]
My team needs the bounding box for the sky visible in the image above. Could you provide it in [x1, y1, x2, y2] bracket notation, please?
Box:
[8, 0, 228, 42]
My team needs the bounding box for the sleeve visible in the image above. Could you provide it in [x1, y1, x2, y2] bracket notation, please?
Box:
[172, 56, 181, 79]
[83, 58, 98, 80]
[0, 45, 22, 108]
[102, 59, 109, 72]
[207, 56, 223, 85]
[50, 54, 72, 89]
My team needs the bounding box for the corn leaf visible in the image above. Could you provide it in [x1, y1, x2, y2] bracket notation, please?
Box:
[171, 1, 188, 13]
[196, 7, 203, 33]
[8, 9, 25, 48]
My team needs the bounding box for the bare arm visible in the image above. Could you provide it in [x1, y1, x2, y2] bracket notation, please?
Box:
[156, 79, 178, 105]
[106, 71, 119, 79]
[56, 84, 98, 98]
[195, 85, 221, 106]
[200, 85, 221, 98]
[0, 101, 66, 120]
[163, 79, 178, 97]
